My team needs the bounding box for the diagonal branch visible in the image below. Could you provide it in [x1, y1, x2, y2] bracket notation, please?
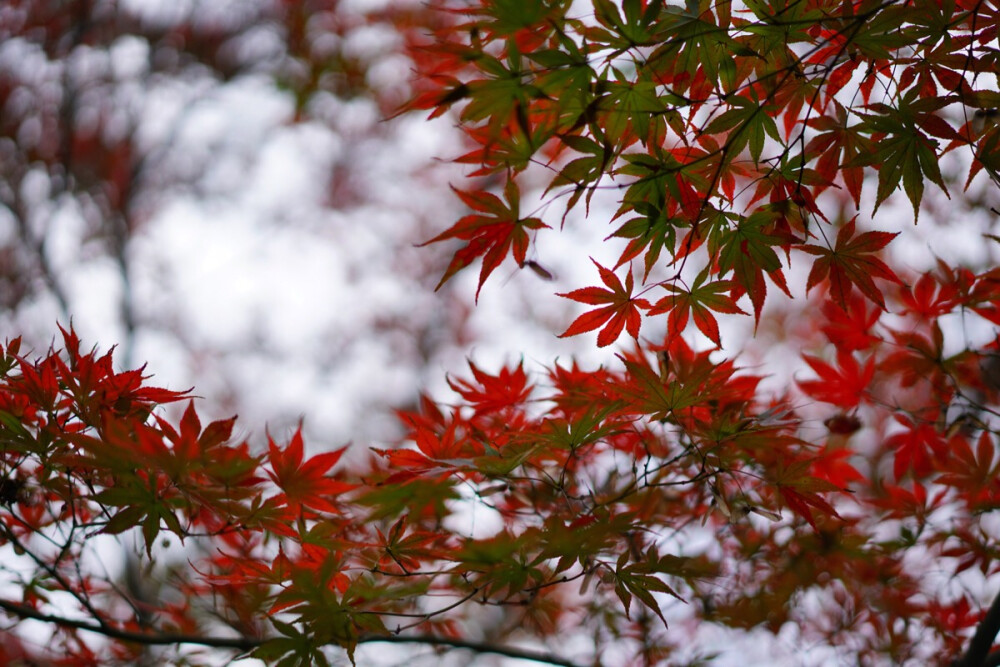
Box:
[0, 598, 584, 667]
[954, 588, 1000, 667]
[0, 597, 255, 651]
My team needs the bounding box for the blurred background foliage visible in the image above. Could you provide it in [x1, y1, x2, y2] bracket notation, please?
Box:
[0, 0, 574, 449]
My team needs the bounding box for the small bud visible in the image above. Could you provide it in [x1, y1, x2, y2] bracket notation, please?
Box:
[825, 413, 862, 435]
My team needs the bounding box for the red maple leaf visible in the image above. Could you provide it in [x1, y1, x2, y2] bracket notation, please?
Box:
[649, 268, 745, 346]
[423, 179, 548, 298]
[267, 428, 355, 515]
[810, 446, 865, 489]
[772, 459, 843, 529]
[799, 218, 900, 309]
[447, 361, 532, 417]
[797, 349, 875, 409]
[820, 293, 881, 351]
[559, 260, 651, 347]
[898, 272, 959, 321]
[887, 414, 946, 480]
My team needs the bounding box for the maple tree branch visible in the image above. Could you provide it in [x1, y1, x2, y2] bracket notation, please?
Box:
[953, 588, 1000, 667]
[0, 523, 109, 631]
[0, 598, 255, 651]
[367, 635, 585, 667]
[0, 598, 584, 667]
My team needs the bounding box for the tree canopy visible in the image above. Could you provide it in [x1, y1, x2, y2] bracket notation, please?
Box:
[2, 0, 1000, 665]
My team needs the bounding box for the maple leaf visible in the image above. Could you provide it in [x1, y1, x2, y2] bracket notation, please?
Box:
[423, 179, 548, 298]
[797, 349, 875, 409]
[447, 361, 532, 417]
[804, 102, 869, 206]
[869, 481, 946, 521]
[614, 341, 743, 424]
[897, 272, 959, 320]
[810, 446, 865, 489]
[777, 486, 839, 530]
[613, 551, 680, 630]
[376, 515, 449, 573]
[649, 267, 746, 346]
[853, 91, 952, 216]
[772, 459, 843, 529]
[713, 209, 791, 324]
[938, 432, 1000, 512]
[881, 326, 950, 394]
[157, 401, 235, 462]
[887, 414, 946, 480]
[372, 412, 476, 483]
[799, 218, 901, 309]
[820, 293, 882, 352]
[608, 207, 680, 280]
[558, 260, 651, 347]
[267, 428, 355, 515]
[703, 90, 781, 166]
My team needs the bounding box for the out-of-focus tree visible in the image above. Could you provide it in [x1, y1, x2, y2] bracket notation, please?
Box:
[0, 0, 490, 445]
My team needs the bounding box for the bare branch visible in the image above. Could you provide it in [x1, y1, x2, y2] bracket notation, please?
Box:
[369, 634, 586, 667]
[954, 588, 1000, 667]
[0, 598, 585, 667]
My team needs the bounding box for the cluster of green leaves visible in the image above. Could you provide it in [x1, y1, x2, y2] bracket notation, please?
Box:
[415, 0, 997, 332]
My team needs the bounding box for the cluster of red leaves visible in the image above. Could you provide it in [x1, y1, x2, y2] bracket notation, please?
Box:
[0, 327, 367, 664]
[0, 324, 868, 665]
[9, 290, 1000, 665]
[1, 301, 999, 667]
[399, 0, 1000, 663]
[3, 0, 1000, 665]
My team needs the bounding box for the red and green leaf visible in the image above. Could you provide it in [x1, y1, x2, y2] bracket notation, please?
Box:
[558, 260, 651, 347]
[800, 218, 900, 309]
[424, 179, 548, 297]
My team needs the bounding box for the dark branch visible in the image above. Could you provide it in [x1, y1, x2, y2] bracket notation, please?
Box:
[0, 598, 583, 667]
[0, 598, 255, 651]
[954, 588, 1000, 667]
[368, 634, 585, 667]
